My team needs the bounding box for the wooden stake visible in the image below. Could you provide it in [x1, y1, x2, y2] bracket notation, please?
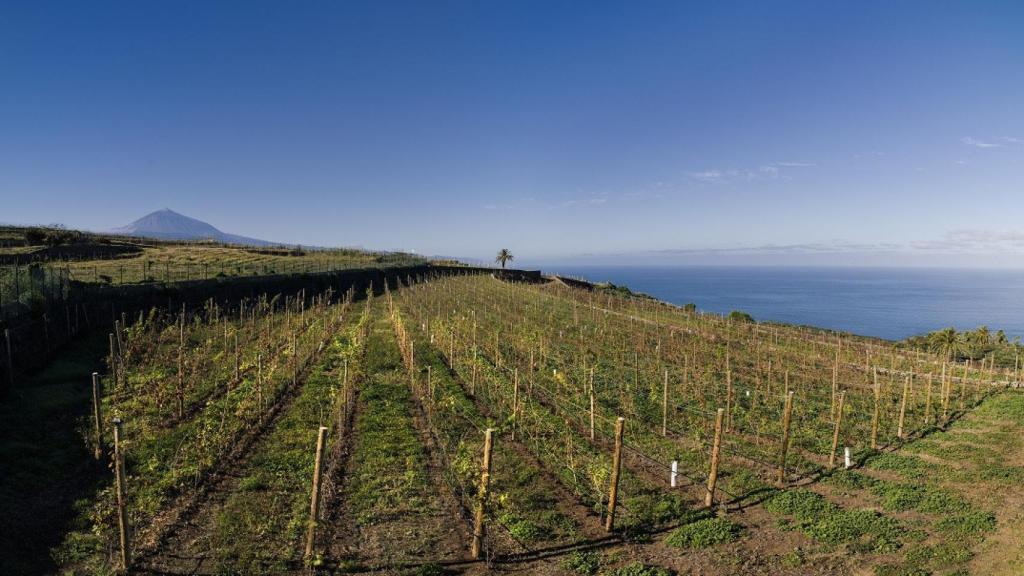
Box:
[304, 426, 328, 560]
[512, 369, 519, 441]
[2, 328, 11, 391]
[92, 372, 103, 460]
[725, 369, 733, 432]
[871, 368, 880, 449]
[605, 417, 625, 532]
[108, 333, 117, 386]
[829, 392, 845, 468]
[427, 364, 433, 400]
[923, 373, 934, 426]
[662, 369, 668, 437]
[705, 408, 725, 508]
[959, 362, 967, 411]
[471, 428, 494, 559]
[589, 390, 596, 441]
[112, 419, 131, 574]
[257, 354, 264, 419]
[941, 362, 950, 421]
[897, 376, 909, 439]
[831, 348, 839, 422]
[777, 391, 794, 487]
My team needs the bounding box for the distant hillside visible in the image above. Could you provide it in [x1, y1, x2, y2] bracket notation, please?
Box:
[112, 209, 275, 246]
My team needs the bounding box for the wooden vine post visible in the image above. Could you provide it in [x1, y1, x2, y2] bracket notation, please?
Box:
[304, 426, 328, 560]
[427, 364, 433, 400]
[829, 392, 845, 468]
[605, 417, 625, 532]
[831, 346, 839, 422]
[897, 376, 910, 439]
[108, 333, 117, 387]
[941, 362, 950, 421]
[112, 418, 131, 574]
[871, 368, 881, 449]
[1, 328, 12, 393]
[511, 369, 519, 441]
[589, 389, 596, 440]
[705, 408, 725, 508]
[92, 372, 103, 460]
[471, 428, 494, 560]
[662, 369, 668, 437]
[776, 391, 794, 487]
[257, 354, 264, 420]
[923, 373, 934, 426]
[725, 369, 733, 432]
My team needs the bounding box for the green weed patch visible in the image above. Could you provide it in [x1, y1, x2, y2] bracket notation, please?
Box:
[764, 489, 902, 551]
[664, 517, 742, 549]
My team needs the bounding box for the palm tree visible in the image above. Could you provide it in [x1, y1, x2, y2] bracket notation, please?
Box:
[495, 249, 514, 269]
[928, 327, 959, 360]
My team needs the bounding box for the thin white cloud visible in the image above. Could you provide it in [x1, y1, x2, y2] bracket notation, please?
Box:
[687, 170, 723, 183]
[689, 161, 814, 184]
[962, 136, 1004, 148]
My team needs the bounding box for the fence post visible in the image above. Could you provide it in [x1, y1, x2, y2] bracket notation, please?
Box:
[3, 328, 12, 391]
[897, 376, 909, 439]
[471, 428, 494, 559]
[662, 368, 668, 437]
[923, 373, 934, 426]
[705, 408, 725, 508]
[871, 368, 880, 449]
[829, 392, 845, 468]
[776, 391, 794, 487]
[605, 417, 625, 532]
[112, 418, 131, 574]
[725, 369, 733, 432]
[831, 347, 839, 422]
[92, 372, 103, 460]
[511, 369, 519, 441]
[941, 362, 950, 421]
[589, 390, 596, 441]
[304, 426, 328, 560]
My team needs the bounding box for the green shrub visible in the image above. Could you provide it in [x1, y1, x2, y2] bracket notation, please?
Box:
[728, 310, 754, 323]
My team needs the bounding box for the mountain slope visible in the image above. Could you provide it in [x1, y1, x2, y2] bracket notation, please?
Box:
[112, 209, 275, 246]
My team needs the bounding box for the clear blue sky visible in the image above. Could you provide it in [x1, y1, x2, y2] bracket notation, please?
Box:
[2, 1, 1023, 266]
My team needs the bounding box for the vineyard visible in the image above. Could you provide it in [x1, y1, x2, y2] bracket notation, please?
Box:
[2, 273, 1021, 576]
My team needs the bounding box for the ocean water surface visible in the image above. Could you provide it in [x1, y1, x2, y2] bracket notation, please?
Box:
[540, 266, 1024, 341]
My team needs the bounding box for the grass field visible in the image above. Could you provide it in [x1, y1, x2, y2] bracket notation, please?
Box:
[1, 273, 1020, 576]
[0, 225, 424, 287]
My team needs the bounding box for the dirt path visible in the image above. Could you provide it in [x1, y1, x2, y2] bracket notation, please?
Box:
[325, 310, 468, 573]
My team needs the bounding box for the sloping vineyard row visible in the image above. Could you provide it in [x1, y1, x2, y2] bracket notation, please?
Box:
[57, 286, 355, 574]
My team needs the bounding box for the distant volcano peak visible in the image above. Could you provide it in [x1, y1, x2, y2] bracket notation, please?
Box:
[112, 209, 274, 246]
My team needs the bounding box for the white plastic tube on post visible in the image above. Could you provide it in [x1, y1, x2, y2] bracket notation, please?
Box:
[844, 447, 852, 469]
[671, 460, 678, 487]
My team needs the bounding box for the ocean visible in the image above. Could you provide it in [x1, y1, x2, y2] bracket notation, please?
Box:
[538, 265, 1024, 342]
